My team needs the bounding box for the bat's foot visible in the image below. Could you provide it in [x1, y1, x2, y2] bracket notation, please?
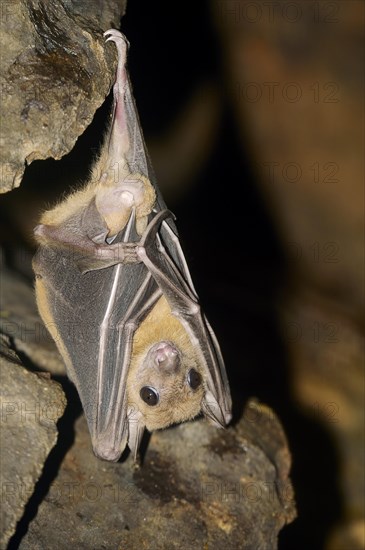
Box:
[104, 28, 129, 56]
[104, 29, 129, 96]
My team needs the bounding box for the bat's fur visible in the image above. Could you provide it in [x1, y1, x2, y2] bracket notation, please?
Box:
[39, 166, 156, 239]
[34, 276, 73, 376]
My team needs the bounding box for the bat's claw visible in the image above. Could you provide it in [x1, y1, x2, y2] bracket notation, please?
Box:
[103, 29, 129, 51]
[104, 29, 129, 99]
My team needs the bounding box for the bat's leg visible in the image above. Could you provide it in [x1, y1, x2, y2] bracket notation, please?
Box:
[91, 30, 156, 238]
[103, 29, 129, 175]
[34, 209, 141, 274]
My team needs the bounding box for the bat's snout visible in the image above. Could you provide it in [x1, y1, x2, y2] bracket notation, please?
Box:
[150, 341, 180, 372]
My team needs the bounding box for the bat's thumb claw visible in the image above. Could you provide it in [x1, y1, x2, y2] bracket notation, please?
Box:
[127, 415, 145, 462]
[33, 224, 46, 237]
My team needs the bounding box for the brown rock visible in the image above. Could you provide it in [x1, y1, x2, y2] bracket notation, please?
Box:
[0, 0, 126, 193]
[0, 336, 66, 548]
[0, 266, 65, 376]
[18, 400, 296, 549]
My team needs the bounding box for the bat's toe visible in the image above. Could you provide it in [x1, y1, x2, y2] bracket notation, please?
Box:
[103, 29, 129, 50]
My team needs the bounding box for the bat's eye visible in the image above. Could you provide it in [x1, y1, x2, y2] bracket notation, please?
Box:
[140, 386, 159, 406]
[187, 369, 202, 390]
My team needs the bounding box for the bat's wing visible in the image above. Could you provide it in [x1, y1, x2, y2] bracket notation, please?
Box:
[138, 210, 232, 427]
[33, 212, 162, 462]
[33, 30, 231, 463]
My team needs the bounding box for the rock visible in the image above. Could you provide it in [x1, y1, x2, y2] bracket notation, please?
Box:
[0, 0, 126, 193]
[0, 336, 66, 548]
[1, 4, 298, 546]
[18, 400, 296, 549]
[0, 266, 65, 376]
[0, 265, 296, 547]
[279, 289, 364, 548]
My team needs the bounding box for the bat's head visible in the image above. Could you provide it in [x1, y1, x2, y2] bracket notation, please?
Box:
[122, 297, 230, 462]
[124, 296, 210, 458]
[127, 340, 205, 432]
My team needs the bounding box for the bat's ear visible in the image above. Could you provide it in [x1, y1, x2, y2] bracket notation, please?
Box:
[202, 390, 227, 428]
[127, 409, 145, 461]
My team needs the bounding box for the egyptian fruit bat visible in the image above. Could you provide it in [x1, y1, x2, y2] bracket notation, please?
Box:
[32, 29, 232, 462]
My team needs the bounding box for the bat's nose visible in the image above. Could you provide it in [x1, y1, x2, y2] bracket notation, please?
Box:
[153, 342, 180, 371]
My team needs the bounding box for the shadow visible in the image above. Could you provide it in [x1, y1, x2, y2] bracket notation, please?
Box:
[7, 376, 82, 549]
[170, 106, 344, 548]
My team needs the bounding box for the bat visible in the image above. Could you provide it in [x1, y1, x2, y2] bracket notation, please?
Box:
[32, 29, 232, 462]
